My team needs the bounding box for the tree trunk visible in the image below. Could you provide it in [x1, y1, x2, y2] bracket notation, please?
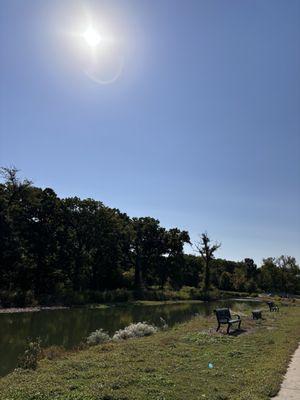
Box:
[134, 250, 144, 289]
[204, 259, 210, 292]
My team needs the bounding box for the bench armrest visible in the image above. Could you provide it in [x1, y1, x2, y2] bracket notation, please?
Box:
[232, 314, 241, 320]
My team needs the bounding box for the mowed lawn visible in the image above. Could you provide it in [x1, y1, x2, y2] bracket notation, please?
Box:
[1, 303, 300, 400]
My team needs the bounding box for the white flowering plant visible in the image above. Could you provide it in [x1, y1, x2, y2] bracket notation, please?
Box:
[86, 328, 110, 346]
[112, 322, 157, 341]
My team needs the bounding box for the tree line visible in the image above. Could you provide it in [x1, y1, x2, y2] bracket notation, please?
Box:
[0, 167, 299, 307]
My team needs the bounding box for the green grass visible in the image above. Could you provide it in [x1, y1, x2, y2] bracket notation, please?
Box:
[1, 303, 300, 400]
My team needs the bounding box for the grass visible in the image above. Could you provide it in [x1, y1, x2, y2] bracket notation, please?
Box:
[87, 299, 204, 309]
[0, 302, 299, 400]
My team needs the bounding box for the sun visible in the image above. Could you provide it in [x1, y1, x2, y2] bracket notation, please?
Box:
[82, 26, 102, 47]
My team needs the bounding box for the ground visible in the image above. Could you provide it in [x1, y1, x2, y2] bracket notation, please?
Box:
[0, 301, 299, 400]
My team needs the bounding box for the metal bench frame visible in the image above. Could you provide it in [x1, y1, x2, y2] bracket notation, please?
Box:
[214, 308, 241, 334]
[267, 301, 279, 312]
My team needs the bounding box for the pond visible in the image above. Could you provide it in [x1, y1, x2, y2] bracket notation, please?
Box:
[0, 299, 260, 376]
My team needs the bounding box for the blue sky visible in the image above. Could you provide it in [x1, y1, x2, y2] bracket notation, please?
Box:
[1, 0, 299, 265]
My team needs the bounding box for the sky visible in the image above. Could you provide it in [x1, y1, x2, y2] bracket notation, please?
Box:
[1, 0, 299, 265]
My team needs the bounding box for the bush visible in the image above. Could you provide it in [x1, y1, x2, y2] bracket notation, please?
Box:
[110, 288, 133, 302]
[219, 290, 249, 299]
[178, 286, 197, 300]
[87, 289, 133, 303]
[0, 290, 38, 307]
[17, 338, 42, 370]
[159, 317, 168, 330]
[86, 329, 110, 346]
[112, 322, 157, 341]
[61, 290, 87, 306]
[245, 279, 258, 293]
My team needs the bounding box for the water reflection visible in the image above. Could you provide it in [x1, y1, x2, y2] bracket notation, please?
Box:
[0, 300, 259, 376]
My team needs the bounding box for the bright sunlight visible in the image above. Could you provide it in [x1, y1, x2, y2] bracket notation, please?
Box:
[82, 26, 102, 47]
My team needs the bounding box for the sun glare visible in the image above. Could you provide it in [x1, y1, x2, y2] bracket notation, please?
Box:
[66, 9, 124, 84]
[82, 26, 102, 47]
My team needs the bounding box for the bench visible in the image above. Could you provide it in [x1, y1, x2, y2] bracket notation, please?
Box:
[214, 308, 241, 334]
[267, 301, 279, 312]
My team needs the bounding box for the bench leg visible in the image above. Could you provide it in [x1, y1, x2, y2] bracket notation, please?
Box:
[227, 323, 231, 334]
[238, 320, 241, 330]
[216, 323, 220, 332]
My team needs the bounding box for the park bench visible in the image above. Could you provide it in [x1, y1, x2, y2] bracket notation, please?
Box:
[267, 301, 279, 312]
[214, 308, 241, 334]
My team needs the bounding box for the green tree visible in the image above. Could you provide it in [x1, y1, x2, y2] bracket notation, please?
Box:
[259, 258, 281, 292]
[219, 271, 232, 290]
[275, 255, 300, 295]
[131, 217, 166, 289]
[243, 258, 257, 279]
[160, 228, 190, 289]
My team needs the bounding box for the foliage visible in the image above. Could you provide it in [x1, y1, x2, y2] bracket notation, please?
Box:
[259, 256, 300, 294]
[0, 168, 299, 309]
[159, 317, 168, 330]
[112, 322, 157, 340]
[17, 338, 42, 370]
[86, 329, 110, 346]
[219, 271, 232, 291]
[0, 168, 189, 306]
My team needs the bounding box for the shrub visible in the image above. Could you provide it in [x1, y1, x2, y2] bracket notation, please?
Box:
[17, 338, 42, 370]
[111, 288, 133, 302]
[178, 286, 195, 300]
[159, 317, 168, 330]
[87, 289, 133, 304]
[0, 290, 38, 307]
[86, 329, 110, 346]
[219, 290, 249, 299]
[244, 279, 258, 293]
[113, 322, 157, 341]
[63, 290, 87, 306]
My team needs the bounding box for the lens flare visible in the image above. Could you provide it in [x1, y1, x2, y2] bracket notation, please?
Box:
[82, 26, 102, 47]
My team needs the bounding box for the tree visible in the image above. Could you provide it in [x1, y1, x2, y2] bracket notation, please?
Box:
[2, 167, 299, 307]
[195, 233, 221, 292]
[0, 167, 36, 299]
[161, 228, 190, 289]
[131, 217, 166, 290]
[243, 258, 257, 279]
[259, 257, 282, 293]
[275, 255, 300, 295]
[219, 271, 232, 290]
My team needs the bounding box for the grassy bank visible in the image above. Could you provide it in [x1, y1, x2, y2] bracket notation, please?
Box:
[1, 302, 300, 400]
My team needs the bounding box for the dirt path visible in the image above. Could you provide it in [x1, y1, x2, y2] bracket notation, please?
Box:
[272, 343, 300, 399]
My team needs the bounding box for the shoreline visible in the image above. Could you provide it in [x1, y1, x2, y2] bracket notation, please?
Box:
[0, 297, 263, 315]
[0, 300, 205, 314]
[0, 305, 69, 314]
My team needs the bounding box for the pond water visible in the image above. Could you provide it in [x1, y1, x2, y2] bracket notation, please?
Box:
[0, 299, 260, 376]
